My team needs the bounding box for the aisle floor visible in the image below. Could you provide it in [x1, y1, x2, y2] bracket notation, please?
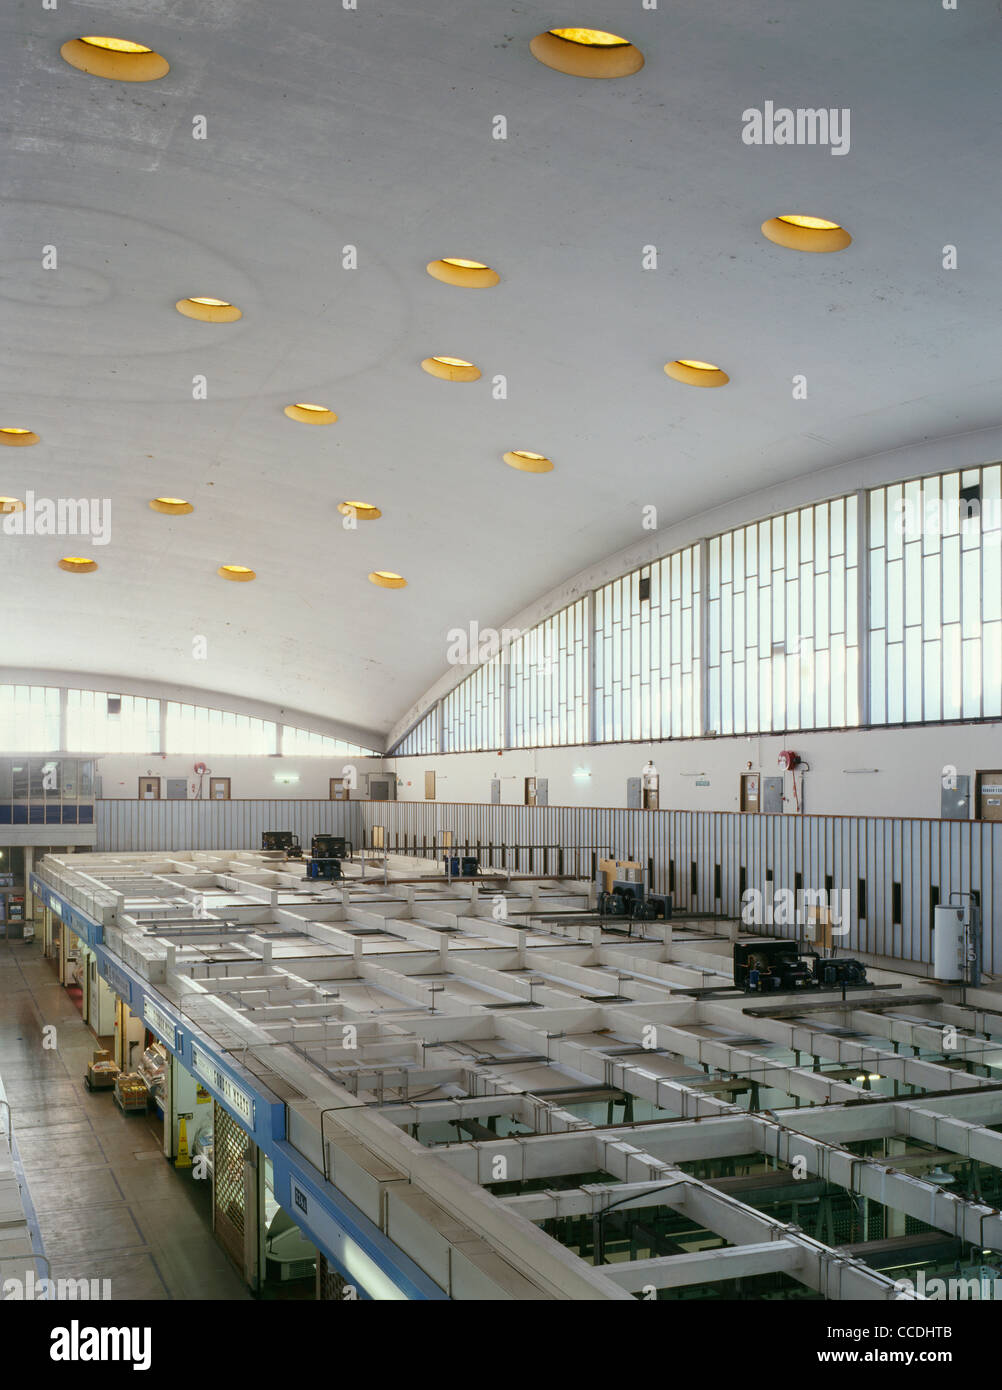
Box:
[0, 935, 250, 1300]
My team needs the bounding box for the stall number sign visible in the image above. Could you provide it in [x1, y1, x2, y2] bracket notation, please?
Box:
[190, 1045, 255, 1127]
[143, 998, 177, 1049]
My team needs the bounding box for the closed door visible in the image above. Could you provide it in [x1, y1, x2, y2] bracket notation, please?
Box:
[424, 771, 436, 801]
[740, 774, 760, 812]
[330, 777, 348, 800]
[138, 777, 160, 800]
[209, 777, 231, 800]
[525, 776, 537, 807]
[976, 771, 1002, 822]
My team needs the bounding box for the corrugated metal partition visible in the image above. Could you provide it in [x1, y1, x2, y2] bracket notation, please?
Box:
[355, 802, 1001, 974]
[95, 799, 364, 853]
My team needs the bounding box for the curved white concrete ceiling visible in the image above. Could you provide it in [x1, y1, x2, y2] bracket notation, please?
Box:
[2, 3, 1001, 741]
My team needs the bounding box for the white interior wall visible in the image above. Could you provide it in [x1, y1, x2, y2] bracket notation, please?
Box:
[93, 754, 386, 800]
[386, 723, 1001, 819]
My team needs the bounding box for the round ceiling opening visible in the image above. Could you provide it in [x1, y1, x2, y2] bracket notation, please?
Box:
[284, 403, 338, 424]
[149, 498, 194, 515]
[218, 565, 256, 582]
[530, 28, 644, 78]
[426, 259, 500, 289]
[0, 428, 39, 447]
[338, 501, 382, 521]
[420, 356, 482, 383]
[664, 360, 730, 388]
[61, 37, 170, 82]
[58, 556, 98, 573]
[761, 215, 852, 253]
[368, 571, 407, 589]
[176, 297, 243, 323]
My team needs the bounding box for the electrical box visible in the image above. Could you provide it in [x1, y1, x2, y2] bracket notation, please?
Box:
[627, 777, 642, 809]
[166, 778, 188, 800]
[762, 776, 784, 814]
[491, 778, 501, 804]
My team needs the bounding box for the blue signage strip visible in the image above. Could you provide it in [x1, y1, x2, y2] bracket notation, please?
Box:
[29, 875, 441, 1300]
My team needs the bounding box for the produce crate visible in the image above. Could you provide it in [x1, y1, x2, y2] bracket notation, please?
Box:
[114, 1073, 149, 1114]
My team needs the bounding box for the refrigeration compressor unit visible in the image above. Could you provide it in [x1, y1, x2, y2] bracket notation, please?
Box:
[446, 855, 479, 878]
[733, 940, 869, 993]
[598, 879, 673, 922]
[261, 830, 302, 858]
[305, 833, 353, 881]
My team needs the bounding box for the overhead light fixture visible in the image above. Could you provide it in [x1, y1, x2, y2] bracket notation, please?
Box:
[338, 501, 382, 521]
[58, 557, 98, 574]
[925, 1166, 956, 1187]
[61, 36, 170, 81]
[664, 360, 730, 388]
[426, 258, 500, 289]
[530, 27, 644, 78]
[761, 215, 852, 253]
[0, 428, 39, 446]
[218, 565, 256, 582]
[504, 450, 554, 473]
[368, 571, 407, 589]
[420, 356, 482, 383]
[284, 403, 338, 425]
[0, 498, 25, 514]
[149, 498, 193, 515]
[175, 297, 243, 323]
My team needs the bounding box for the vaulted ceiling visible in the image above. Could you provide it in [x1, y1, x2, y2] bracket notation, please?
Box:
[3, 2, 1000, 741]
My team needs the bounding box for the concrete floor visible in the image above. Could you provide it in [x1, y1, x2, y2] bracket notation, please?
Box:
[0, 934, 250, 1300]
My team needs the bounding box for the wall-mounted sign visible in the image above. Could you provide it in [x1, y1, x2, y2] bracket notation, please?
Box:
[190, 1044, 255, 1127]
[696, 779, 710, 787]
[143, 997, 177, 1049]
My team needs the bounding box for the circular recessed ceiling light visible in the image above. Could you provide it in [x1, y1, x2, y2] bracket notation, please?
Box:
[0, 498, 25, 514]
[283, 403, 338, 425]
[61, 36, 170, 82]
[504, 450, 554, 473]
[761, 215, 852, 253]
[338, 501, 382, 521]
[664, 359, 730, 388]
[218, 565, 256, 582]
[530, 27, 644, 78]
[420, 356, 482, 383]
[368, 571, 407, 589]
[0, 427, 39, 446]
[175, 297, 243, 323]
[426, 258, 500, 289]
[58, 556, 98, 573]
[149, 498, 194, 515]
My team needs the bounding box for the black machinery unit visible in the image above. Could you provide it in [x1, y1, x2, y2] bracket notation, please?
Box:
[598, 878, 672, 922]
[446, 856, 479, 878]
[733, 940, 868, 993]
[261, 830, 302, 859]
[306, 833, 353, 882]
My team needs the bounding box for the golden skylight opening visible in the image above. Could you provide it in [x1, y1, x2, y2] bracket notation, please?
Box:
[61, 37, 170, 81]
[218, 565, 256, 582]
[284, 403, 338, 425]
[420, 356, 482, 383]
[0, 498, 25, 514]
[58, 557, 98, 574]
[0, 428, 39, 447]
[175, 297, 243, 323]
[368, 571, 407, 589]
[530, 28, 644, 77]
[426, 259, 500, 289]
[149, 498, 194, 515]
[761, 215, 852, 253]
[503, 450, 554, 474]
[664, 360, 730, 388]
[338, 501, 382, 521]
